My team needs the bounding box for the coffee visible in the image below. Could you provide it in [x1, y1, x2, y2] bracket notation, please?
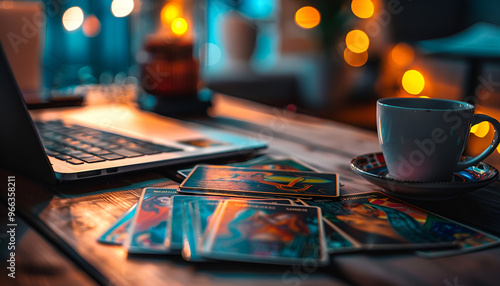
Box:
[377, 98, 500, 182]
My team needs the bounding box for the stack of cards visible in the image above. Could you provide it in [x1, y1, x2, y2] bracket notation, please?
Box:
[97, 155, 499, 265]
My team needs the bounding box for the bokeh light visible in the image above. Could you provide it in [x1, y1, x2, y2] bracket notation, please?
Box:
[346, 30, 369, 53]
[344, 48, 368, 67]
[391, 43, 415, 67]
[171, 17, 188, 36]
[62, 7, 84, 31]
[351, 0, 374, 19]
[161, 3, 181, 26]
[470, 121, 490, 138]
[111, 0, 134, 18]
[295, 6, 321, 29]
[402, 70, 425, 95]
[203, 43, 222, 66]
[82, 15, 101, 37]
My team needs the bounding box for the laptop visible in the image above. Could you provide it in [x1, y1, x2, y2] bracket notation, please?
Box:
[0, 42, 266, 184]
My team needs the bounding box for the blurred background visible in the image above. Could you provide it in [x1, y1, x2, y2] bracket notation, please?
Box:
[2, 0, 500, 166]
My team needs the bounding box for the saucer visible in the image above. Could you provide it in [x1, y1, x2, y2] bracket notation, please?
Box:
[350, 152, 499, 200]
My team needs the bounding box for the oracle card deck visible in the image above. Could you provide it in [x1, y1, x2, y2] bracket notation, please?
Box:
[99, 156, 497, 264]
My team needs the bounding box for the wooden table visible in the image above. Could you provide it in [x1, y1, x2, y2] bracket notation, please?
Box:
[1, 94, 500, 286]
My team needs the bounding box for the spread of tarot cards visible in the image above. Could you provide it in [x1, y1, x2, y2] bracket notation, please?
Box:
[97, 156, 500, 266]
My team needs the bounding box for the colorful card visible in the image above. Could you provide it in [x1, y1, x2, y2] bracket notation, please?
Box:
[301, 192, 500, 251]
[188, 198, 296, 261]
[171, 195, 295, 253]
[201, 200, 329, 265]
[177, 155, 318, 178]
[180, 165, 339, 198]
[168, 195, 222, 251]
[181, 198, 218, 262]
[322, 219, 358, 253]
[125, 188, 177, 254]
[98, 204, 137, 245]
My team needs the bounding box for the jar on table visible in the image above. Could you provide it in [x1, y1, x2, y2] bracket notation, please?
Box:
[141, 37, 199, 98]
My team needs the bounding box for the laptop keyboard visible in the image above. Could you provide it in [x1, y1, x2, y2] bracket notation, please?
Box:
[35, 120, 182, 165]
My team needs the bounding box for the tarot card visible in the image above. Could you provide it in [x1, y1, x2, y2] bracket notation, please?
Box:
[201, 200, 329, 265]
[168, 195, 222, 251]
[180, 165, 339, 198]
[301, 192, 500, 251]
[190, 198, 296, 260]
[177, 155, 319, 178]
[181, 198, 219, 262]
[125, 188, 177, 254]
[172, 195, 295, 253]
[98, 203, 137, 245]
[322, 219, 358, 254]
[177, 188, 283, 199]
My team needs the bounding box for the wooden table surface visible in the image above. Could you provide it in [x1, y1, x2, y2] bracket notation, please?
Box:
[1, 94, 500, 286]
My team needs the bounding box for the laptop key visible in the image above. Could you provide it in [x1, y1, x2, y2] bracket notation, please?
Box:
[107, 144, 120, 150]
[122, 143, 161, 155]
[76, 152, 95, 159]
[154, 145, 183, 153]
[67, 158, 84, 165]
[55, 154, 72, 161]
[92, 141, 110, 148]
[45, 149, 60, 157]
[100, 153, 125, 160]
[81, 156, 106, 163]
[87, 147, 103, 153]
[112, 148, 144, 158]
[67, 150, 84, 157]
[94, 149, 112, 156]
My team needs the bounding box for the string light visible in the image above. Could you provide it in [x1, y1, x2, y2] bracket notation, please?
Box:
[402, 70, 425, 95]
[295, 6, 321, 29]
[62, 7, 84, 31]
[351, 0, 374, 19]
[171, 17, 188, 36]
[346, 30, 369, 53]
[111, 0, 134, 18]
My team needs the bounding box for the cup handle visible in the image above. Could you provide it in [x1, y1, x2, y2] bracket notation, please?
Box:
[456, 114, 500, 171]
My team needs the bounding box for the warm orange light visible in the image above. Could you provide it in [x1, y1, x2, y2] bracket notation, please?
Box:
[402, 70, 425, 95]
[82, 15, 101, 37]
[471, 121, 490, 138]
[111, 0, 134, 18]
[351, 0, 374, 19]
[161, 2, 181, 26]
[344, 48, 368, 67]
[171, 17, 188, 36]
[391, 43, 415, 67]
[346, 30, 369, 53]
[62, 7, 84, 31]
[295, 6, 321, 29]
